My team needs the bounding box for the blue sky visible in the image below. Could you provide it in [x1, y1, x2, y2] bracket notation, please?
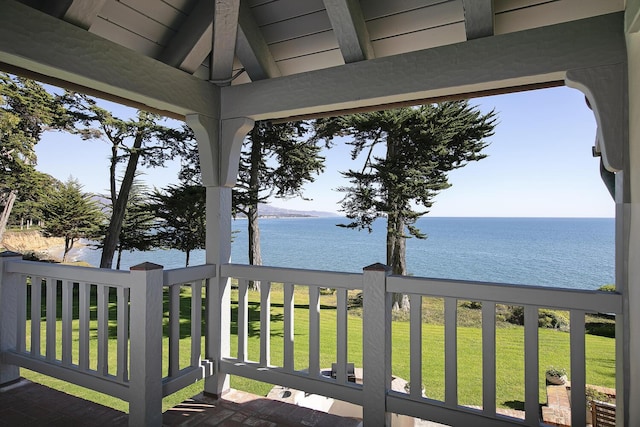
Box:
[34, 86, 614, 218]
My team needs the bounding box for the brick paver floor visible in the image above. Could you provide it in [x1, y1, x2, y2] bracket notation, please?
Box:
[0, 379, 362, 427]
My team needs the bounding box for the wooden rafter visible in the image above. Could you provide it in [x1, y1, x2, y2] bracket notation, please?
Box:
[462, 0, 494, 40]
[323, 0, 374, 63]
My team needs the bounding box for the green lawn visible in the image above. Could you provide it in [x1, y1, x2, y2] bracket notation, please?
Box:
[21, 284, 615, 414]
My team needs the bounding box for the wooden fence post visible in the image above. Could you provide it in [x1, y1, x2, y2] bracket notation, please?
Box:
[0, 251, 22, 385]
[362, 263, 392, 426]
[128, 262, 164, 427]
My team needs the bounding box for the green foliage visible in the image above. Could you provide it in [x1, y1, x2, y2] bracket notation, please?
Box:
[505, 306, 570, 330]
[598, 284, 616, 292]
[314, 103, 496, 308]
[59, 92, 194, 268]
[1, 73, 65, 239]
[546, 366, 568, 378]
[149, 184, 206, 267]
[96, 177, 156, 269]
[41, 178, 104, 261]
[586, 386, 615, 404]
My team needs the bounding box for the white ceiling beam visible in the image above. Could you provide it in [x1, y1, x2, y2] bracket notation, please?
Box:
[0, 0, 219, 119]
[210, 0, 240, 85]
[627, 0, 640, 33]
[236, 0, 280, 81]
[158, 0, 213, 74]
[462, 0, 494, 40]
[18, 0, 105, 30]
[62, 0, 107, 30]
[221, 13, 626, 121]
[323, 0, 374, 63]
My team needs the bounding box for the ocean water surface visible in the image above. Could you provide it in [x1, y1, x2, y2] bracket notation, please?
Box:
[77, 217, 614, 290]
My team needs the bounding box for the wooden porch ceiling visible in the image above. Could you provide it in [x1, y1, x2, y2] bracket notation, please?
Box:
[0, 0, 627, 121]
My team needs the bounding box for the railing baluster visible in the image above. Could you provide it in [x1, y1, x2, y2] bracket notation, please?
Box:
[309, 285, 320, 377]
[238, 279, 248, 362]
[45, 278, 56, 361]
[410, 294, 422, 398]
[117, 286, 129, 382]
[336, 288, 348, 384]
[62, 281, 73, 365]
[30, 276, 41, 356]
[259, 281, 271, 366]
[524, 305, 539, 426]
[79, 282, 90, 371]
[97, 284, 109, 375]
[283, 282, 294, 371]
[169, 284, 180, 376]
[16, 275, 27, 353]
[482, 301, 496, 417]
[191, 280, 203, 367]
[444, 297, 457, 407]
[570, 310, 586, 427]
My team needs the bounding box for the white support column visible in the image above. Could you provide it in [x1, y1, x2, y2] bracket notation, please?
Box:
[566, 59, 632, 427]
[362, 263, 391, 426]
[185, 113, 254, 397]
[0, 251, 22, 385]
[128, 262, 164, 427]
[624, 16, 640, 425]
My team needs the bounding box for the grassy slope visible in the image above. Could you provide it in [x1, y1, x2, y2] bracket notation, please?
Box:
[21, 285, 615, 413]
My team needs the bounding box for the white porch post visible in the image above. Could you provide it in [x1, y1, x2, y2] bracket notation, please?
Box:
[362, 263, 392, 426]
[0, 251, 22, 385]
[625, 5, 640, 424]
[186, 114, 253, 397]
[566, 58, 632, 426]
[128, 262, 164, 427]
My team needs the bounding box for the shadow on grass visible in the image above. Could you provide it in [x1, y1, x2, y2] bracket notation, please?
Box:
[503, 400, 525, 411]
[230, 301, 284, 338]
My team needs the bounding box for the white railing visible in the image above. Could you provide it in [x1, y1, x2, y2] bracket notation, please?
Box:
[0, 253, 624, 426]
[0, 252, 215, 427]
[220, 262, 623, 427]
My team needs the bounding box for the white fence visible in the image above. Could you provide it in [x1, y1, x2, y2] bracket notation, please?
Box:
[0, 252, 215, 426]
[0, 253, 623, 426]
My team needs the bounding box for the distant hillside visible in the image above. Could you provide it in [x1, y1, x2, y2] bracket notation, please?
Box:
[244, 204, 339, 218]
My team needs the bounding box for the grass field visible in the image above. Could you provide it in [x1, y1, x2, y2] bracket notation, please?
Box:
[21, 283, 615, 414]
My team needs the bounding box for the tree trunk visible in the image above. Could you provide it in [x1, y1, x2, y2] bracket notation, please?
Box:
[116, 246, 123, 270]
[185, 249, 191, 267]
[247, 137, 262, 291]
[63, 236, 76, 263]
[387, 210, 410, 311]
[247, 204, 262, 291]
[100, 133, 143, 268]
[0, 190, 17, 242]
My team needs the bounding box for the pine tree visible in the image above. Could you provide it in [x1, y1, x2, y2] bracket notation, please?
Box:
[314, 102, 496, 309]
[0, 73, 63, 240]
[149, 184, 206, 267]
[60, 92, 194, 268]
[41, 178, 104, 262]
[233, 121, 324, 289]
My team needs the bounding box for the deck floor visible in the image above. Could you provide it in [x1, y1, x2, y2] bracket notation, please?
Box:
[0, 379, 362, 426]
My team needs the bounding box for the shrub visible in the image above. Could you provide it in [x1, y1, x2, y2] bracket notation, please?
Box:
[504, 306, 570, 330]
[598, 284, 616, 292]
[460, 301, 482, 309]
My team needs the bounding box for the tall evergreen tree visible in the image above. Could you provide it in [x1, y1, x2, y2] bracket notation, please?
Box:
[41, 178, 104, 262]
[178, 121, 325, 287]
[149, 184, 206, 267]
[0, 73, 63, 240]
[60, 92, 194, 268]
[233, 121, 324, 289]
[314, 102, 496, 309]
[95, 178, 156, 269]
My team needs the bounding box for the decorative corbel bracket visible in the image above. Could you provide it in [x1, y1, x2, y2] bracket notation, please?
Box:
[566, 63, 628, 174]
[186, 114, 254, 187]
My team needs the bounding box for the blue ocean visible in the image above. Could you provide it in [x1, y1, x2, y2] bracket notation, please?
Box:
[77, 217, 614, 290]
